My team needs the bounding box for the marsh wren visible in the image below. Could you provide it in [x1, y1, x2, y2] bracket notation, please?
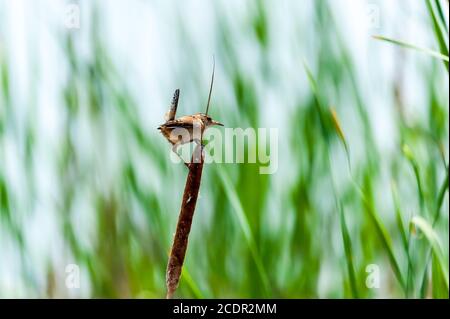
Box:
[158, 60, 223, 163]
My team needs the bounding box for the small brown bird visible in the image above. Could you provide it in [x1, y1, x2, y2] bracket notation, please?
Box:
[158, 59, 223, 161]
[158, 112, 223, 149]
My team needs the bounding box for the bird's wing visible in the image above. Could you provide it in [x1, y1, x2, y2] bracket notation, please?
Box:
[161, 116, 195, 128]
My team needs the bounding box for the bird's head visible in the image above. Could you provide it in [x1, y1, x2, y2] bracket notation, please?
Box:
[195, 113, 224, 127]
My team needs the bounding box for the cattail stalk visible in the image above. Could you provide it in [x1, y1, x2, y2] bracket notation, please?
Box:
[166, 145, 204, 299]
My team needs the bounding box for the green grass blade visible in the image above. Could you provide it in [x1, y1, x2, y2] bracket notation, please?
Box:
[402, 144, 425, 213]
[391, 181, 408, 251]
[302, 59, 319, 96]
[330, 108, 351, 169]
[419, 168, 449, 297]
[425, 0, 449, 71]
[432, 253, 449, 298]
[339, 203, 359, 298]
[433, 0, 448, 36]
[217, 167, 271, 297]
[354, 183, 406, 292]
[411, 216, 449, 291]
[391, 181, 416, 297]
[433, 169, 449, 226]
[181, 267, 204, 299]
[302, 60, 328, 138]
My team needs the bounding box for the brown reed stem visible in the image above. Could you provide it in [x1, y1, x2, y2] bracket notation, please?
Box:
[166, 144, 204, 299]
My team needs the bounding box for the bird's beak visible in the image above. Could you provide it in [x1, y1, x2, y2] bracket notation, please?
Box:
[211, 120, 224, 126]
